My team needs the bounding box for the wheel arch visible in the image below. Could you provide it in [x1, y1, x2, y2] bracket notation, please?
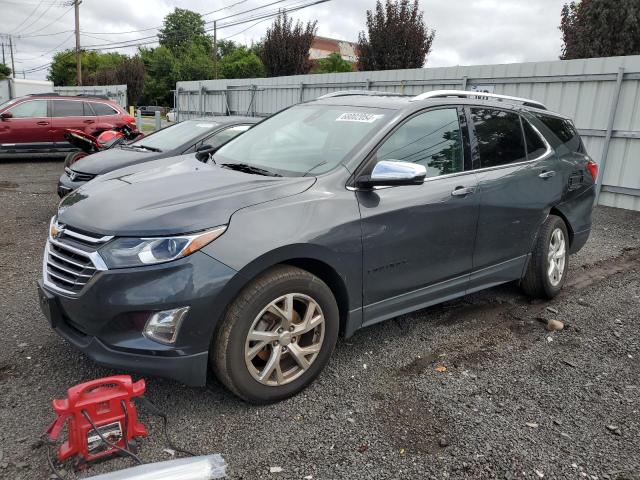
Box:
[549, 205, 574, 246]
[209, 245, 356, 341]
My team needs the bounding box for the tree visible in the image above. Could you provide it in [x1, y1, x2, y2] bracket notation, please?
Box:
[140, 46, 177, 105]
[314, 53, 354, 73]
[260, 12, 317, 77]
[0, 63, 11, 79]
[115, 57, 145, 106]
[220, 46, 265, 79]
[158, 8, 211, 54]
[357, 0, 435, 71]
[560, 0, 640, 59]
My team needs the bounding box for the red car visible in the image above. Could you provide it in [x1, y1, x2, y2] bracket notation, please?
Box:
[0, 94, 135, 155]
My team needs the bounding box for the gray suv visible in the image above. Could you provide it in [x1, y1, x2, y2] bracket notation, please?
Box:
[38, 90, 597, 403]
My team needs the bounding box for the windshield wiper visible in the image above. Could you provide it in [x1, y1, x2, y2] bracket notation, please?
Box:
[219, 163, 281, 177]
[129, 144, 162, 152]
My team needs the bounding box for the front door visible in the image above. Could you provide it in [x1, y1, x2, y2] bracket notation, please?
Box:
[0, 99, 52, 148]
[357, 107, 479, 326]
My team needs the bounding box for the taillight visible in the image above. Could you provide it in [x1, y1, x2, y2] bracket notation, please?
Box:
[586, 159, 598, 181]
[123, 115, 136, 125]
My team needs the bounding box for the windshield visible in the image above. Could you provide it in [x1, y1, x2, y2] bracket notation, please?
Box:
[130, 120, 220, 151]
[214, 105, 390, 176]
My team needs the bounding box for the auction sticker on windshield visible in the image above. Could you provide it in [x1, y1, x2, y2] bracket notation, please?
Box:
[336, 112, 384, 123]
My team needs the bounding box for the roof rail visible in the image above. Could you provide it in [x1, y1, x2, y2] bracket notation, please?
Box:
[410, 89, 547, 110]
[75, 93, 110, 100]
[317, 90, 405, 100]
[27, 92, 59, 97]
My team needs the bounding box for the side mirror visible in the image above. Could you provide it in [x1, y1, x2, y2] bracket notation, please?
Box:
[195, 144, 219, 162]
[356, 160, 426, 189]
[0, 112, 12, 120]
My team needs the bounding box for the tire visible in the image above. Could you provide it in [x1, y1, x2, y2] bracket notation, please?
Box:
[64, 151, 88, 168]
[522, 214, 569, 299]
[211, 265, 339, 404]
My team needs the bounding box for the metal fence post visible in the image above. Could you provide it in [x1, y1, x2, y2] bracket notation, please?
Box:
[595, 67, 625, 206]
[135, 109, 142, 131]
[154, 110, 161, 131]
[461, 76, 468, 90]
[365, 79, 371, 91]
[299, 83, 305, 103]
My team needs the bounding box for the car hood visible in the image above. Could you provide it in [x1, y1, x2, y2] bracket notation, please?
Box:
[72, 147, 169, 175]
[58, 156, 316, 236]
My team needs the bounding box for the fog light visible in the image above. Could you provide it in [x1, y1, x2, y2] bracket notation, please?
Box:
[143, 307, 190, 344]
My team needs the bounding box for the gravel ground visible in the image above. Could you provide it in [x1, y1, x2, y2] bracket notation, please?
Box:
[1, 159, 639, 480]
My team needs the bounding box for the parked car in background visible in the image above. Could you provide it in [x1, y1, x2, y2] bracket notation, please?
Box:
[57, 116, 259, 197]
[166, 108, 177, 122]
[39, 90, 596, 404]
[138, 105, 165, 117]
[0, 94, 134, 156]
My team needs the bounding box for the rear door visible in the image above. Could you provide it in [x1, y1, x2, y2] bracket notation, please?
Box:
[90, 101, 122, 125]
[50, 99, 97, 144]
[468, 106, 562, 291]
[0, 99, 52, 148]
[357, 106, 480, 326]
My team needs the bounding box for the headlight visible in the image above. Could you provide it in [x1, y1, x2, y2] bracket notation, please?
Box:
[99, 226, 226, 268]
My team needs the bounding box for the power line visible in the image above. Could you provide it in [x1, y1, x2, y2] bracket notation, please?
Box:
[12, 0, 57, 36]
[17, 5, 73, 37]
[8, 0, 45, 34]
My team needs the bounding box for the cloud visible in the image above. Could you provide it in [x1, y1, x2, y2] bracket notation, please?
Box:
[1, 0, 566, 80]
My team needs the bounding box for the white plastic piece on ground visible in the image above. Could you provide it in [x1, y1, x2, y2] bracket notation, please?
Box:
[85, 455, 227, 480]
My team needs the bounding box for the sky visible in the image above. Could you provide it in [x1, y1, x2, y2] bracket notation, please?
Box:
[0, 0, 566, 81]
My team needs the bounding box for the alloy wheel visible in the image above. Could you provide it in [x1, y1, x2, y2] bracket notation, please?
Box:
[244, 293, 325, 386]
[547, 227, 566, 287]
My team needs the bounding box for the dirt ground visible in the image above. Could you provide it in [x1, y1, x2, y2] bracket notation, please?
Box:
[0, 159, 639, 479]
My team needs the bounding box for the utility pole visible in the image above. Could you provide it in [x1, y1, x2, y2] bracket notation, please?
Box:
[9, 35, 15, 78]
[213, 20, 218, 80]
[74, 0, 82, 85]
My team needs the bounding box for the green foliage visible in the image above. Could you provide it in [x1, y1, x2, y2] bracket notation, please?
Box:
[357, 0, 435, 71]
[158, 8, 211, 54]
[560, 0, 640, 59]
[261, 12, 317, 77]
[315, 53, 354, 73]
[139, 46, 177, 106]
[0, 63, 11, 79]
[220, 46, 265, 79]
[176, 43, 215, 81]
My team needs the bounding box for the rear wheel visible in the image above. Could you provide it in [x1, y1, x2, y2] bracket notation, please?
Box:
[211, 265, 339, 404]
[64, 151, 88, 168]
[522, 214, 569, 299]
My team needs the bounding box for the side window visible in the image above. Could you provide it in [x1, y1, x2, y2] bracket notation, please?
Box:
[471, 108, 526, 168]
[82, 102, 95, 116]
[377, 108, 464, 177]
[522, 120, 548, 160]
[52, 100, 84, 117]
[207, 125, 251, 149]
[91, 102, 118, 116]
[533, 113, 583, 152]
[8, 100, 48, 118]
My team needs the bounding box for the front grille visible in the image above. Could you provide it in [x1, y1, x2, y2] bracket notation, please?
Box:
[67, 168, 96, 183]
[43, 221, 111, 296]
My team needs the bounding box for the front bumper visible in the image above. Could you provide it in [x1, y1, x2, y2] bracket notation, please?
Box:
[39, 250, 238, 386]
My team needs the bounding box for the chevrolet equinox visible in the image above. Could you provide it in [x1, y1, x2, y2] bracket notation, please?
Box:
[38, 90, 596, 403]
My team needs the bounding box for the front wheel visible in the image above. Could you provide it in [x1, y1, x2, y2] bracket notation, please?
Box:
[522, 214, 569, 299]
[211, 265, 339, 404]
[64, 151, 88, 168]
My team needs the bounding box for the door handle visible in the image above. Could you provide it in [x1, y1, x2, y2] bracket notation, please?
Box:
[539, 170, 556, 179]
[37, 121, 49, 126]
[451, 186, 475, 197]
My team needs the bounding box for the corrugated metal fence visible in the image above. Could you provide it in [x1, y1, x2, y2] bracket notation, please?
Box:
[53, 85, 128, 108]
[176, 55, 640, 211]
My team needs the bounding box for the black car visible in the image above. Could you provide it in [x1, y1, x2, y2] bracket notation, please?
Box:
[58, 116, 259, 196]
[40, 90, 596, 404]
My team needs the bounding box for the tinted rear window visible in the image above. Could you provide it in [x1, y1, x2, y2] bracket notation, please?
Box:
[91, 102, 118, 116]
[522, 120, 547, 159]
[52, 100, 84, 117]
[533, 113, 583, 152]
[471, 108, 526, 168]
